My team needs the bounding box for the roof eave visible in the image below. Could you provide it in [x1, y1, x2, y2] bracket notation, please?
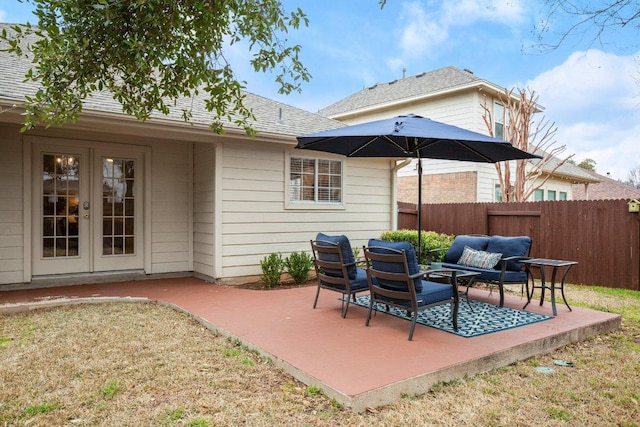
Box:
[326, 80, 534, 121]
[0, 97, 296, 145]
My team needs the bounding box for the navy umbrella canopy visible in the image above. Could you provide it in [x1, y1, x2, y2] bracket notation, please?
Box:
[296, 114, 540, 261]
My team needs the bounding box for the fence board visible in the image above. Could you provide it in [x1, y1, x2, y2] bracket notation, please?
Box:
[398, 199, 640, 290]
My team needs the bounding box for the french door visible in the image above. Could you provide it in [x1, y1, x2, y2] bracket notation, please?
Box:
[32, 143, 144, 275]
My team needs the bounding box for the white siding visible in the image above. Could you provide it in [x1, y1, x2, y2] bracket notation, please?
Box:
[528, 176, 575, 200]
[0, 122, 394, 284]
[342, 91, 488, 133]
[192, 142, 215, 277]
[0, 124, 25, 284]
[149, 140, 192, 274]
[219, 141, 392, 277]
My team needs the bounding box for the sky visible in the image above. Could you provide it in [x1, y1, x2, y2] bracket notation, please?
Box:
[1, 1, 639, 180]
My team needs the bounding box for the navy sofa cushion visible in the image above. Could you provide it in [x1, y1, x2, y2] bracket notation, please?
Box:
[316, 232, 358, 280]
[441, 262, 527, 284]
[444, 235, 490, 264]
[368, 239, 423, 292]
[486, 235, 531, 271]
[319, 267, 369, 291]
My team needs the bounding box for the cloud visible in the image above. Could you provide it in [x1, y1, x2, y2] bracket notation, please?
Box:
[393, 0, 530, 62]
[527, 49, 640, 179]
[441, 0, 527, 26]
[0, 10, 6, 22]
[528, 50, 640, 117]
[397, 2, 448, 58]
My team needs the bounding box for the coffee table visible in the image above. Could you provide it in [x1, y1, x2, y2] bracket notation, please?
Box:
[423, 268, 481, 310]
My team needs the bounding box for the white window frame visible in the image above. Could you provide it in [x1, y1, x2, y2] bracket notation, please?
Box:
[285, 155, 346, 210]
[494, 102, 506, 140]
[494, 182, 503, 202]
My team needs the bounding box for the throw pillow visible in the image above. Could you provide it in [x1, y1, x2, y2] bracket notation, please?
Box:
[457, 246, 502, 269]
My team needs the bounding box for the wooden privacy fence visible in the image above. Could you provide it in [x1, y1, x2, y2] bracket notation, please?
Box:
[398, 199, 640, 291]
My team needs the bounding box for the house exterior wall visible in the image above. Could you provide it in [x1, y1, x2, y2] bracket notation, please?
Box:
[0, 123, 194, 285]
[149, 139, 192, 274]
[0, 124, 26, 284]
[341, 90, 487, 133]
[192, 141, 216, 278]
[398, 171, 478, 204]
[217, 140, 393, 278]
[528, 176, 574, 201]
[0, 116, 396, 285]
[338, 90, 580, 204]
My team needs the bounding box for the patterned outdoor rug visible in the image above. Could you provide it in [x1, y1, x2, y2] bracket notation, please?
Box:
[347, 294, 553, 338]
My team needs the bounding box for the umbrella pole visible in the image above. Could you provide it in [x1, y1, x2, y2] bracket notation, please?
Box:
[417, 159, 422, 264]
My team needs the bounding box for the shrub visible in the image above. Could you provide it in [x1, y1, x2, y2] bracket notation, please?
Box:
[285, 251, 314, 284]
[260, 253, 285, 288]
[379, 229, 454, 264]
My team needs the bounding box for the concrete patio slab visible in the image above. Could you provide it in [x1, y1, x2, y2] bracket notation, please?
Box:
[0, 277, 621, 412]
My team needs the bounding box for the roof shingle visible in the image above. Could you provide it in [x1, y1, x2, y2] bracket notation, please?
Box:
[0, 23, 341, 136]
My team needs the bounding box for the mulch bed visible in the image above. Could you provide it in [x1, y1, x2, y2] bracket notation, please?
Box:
[232, 277, 316, 291]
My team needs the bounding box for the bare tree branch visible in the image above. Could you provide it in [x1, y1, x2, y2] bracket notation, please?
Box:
[483, 87, 572, 202]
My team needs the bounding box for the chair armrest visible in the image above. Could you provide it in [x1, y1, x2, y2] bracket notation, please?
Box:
[502, 255, 530, 261]
[497, 256, 531, 272]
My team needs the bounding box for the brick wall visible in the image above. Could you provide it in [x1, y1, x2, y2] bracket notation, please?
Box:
[397, 171, 478, 203]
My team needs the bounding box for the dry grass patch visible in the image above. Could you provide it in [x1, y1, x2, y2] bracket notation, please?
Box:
[1, 285, 639, 426]
[0, 303, 356, 426]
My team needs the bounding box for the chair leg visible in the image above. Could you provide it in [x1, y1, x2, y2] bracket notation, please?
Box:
[365, 299, 374, 326]
[408, 314, 418, 341]
[313, 285, 321, 309]
[341, 294, 350, 318]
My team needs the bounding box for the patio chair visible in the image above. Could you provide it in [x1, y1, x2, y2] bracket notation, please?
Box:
[310, 233, 369, 318]
[364, 239, 459, 341]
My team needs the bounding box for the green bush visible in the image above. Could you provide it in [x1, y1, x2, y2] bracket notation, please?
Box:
[260, 253, 285, 288]
[285, 251, 314, 284]
[378, 229, 454, 264]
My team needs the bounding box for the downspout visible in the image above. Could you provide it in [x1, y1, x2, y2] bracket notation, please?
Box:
[391, 159, 412, 231]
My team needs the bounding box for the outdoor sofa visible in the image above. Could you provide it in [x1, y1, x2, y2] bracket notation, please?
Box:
[437, 234, 532, 307]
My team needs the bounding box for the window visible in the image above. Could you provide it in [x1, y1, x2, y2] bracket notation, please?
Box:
[494, 183, 503, 202]
[547, 190, 557, 201]
[494, 102, 505, 140]
[289, 157, 342, 203]
[534, 189, 544, 201]
[559, 191, 568, 201]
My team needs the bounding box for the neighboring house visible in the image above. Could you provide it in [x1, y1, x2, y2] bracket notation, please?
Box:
[319, 66, 597, 203]
[0, 23, 397, 287]
[572, 170, 640, 200]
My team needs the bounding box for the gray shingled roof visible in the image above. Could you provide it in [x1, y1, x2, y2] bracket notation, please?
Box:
[318, 66, 496, 117]
[572, 170, 640, 200]
[0, 23, 341, 136]
[532, 149, 599, 184]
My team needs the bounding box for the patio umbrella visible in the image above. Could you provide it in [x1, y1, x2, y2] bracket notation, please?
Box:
[295, 113, 540, 261]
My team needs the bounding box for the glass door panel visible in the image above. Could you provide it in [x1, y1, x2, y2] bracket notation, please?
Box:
[32, 145, 90, 276]
[101, 158, 136, 256]
[41, 154, 80, 258]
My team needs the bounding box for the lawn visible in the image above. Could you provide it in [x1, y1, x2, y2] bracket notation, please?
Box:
[1, 284, 639, 426]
